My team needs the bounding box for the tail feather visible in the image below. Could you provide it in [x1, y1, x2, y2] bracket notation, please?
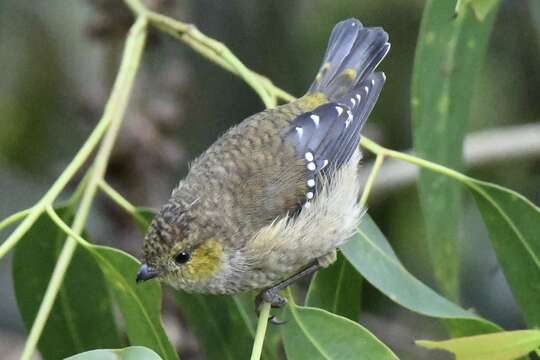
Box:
[308, 19, 390, 100]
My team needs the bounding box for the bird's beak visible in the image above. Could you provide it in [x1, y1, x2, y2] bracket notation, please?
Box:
[136, 264, 159, 283]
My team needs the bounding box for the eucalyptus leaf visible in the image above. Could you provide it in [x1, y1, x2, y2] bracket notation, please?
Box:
[89, 246, 178, 360]
[173, 291, 278, 360]
[306, 251, 362, 321]
[411, 0, 500, 301]
[341, 215, 501, 335]
[12, 207, 121, 360]
[467, 179, 540, 327]
[455, 0, 500, 21]
[417, 329, 540, 360]
[66, 346, 163, 360]
[282, 305, 398, 360]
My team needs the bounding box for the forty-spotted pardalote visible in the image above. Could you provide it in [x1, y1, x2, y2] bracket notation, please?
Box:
[137, 18, 389, 322]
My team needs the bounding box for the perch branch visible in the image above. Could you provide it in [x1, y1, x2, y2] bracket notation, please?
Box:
[19, 16, 148, 360]
[359, 122, 540, 199]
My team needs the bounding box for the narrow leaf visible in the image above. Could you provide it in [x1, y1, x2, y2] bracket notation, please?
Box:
[89, 246, 178, 360]
[412, 0, 500, 301]
[341, 215, 501, 335]
[12, 207, 121, 360]
[417, 329, 540, 360]
[468, 179, 540, 327]
[305, 252, 362, 321]
[282, 305, 399, 360]
[66, 346, 163, 360]
[173, 292, 278, 360]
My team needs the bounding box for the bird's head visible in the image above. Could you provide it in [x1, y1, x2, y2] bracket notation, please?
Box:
[136, 198, 224, 292]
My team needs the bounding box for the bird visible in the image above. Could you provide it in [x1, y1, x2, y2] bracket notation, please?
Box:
[136, 18, 390, 318]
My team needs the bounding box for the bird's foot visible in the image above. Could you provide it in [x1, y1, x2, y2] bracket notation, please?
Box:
[255, 289, 288, 325]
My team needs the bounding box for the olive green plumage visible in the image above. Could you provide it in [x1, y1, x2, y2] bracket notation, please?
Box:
[138, 18, 390, 296]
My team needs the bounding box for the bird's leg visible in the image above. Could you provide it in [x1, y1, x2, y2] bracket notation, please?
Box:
[255, 260, 322, 324]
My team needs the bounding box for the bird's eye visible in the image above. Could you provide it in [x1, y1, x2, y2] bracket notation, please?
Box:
[174, 251, 191, 265]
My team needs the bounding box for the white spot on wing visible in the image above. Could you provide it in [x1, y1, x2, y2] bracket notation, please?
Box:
[356, 94, 361, 101]
[350, 98, 356, 106]
[306, 192, 314, 199]
[304, 202, 311, 209]
[345, 111, 353, 127]
[335, 106, 343, 116]
[307, 179, 315, 187]
[310, 114, 320, 127]
[307, 162, 316, 171]
[371, 79, 375, 86]
[295, 126, 303, 137]
[321, 159, 329, 169]
[305, 152, 314, 162]
[364, 86, 369, 93]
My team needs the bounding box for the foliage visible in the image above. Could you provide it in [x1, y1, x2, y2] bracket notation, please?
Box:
[1, 0, 539, 359]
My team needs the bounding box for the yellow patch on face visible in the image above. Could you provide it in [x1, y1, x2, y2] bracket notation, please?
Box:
[182, 238, 223, 282]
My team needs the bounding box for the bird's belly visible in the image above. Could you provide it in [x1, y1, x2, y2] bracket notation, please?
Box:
[230, 157, 364, 292]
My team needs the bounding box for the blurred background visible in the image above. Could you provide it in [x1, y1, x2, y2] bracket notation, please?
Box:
[1, 0, 539, 359]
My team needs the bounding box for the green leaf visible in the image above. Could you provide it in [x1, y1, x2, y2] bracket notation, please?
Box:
[172, 291, 279, 360]
[455, 0, 500, 21]
[282, 304, 399, 360]
[417, 329, 540, 360]
[411, 0, 500, 301]
[66, 346, 163, 360]
[467, 180, 540, 327]
[305, 251, 362, 321]
[341, 215, 501, 335]
[89, 246, 178, 360]
[12, 207, 121, 360]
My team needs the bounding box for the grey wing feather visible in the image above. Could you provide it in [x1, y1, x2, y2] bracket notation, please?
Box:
[285, 72, 386, 200]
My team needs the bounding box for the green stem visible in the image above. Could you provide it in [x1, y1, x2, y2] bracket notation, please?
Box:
[359, 137, 471, 184]
[250, 302, 271, 360]
[0, 208, 32, 233]
[45, 206, 92, 248]
[0, 110, 111, 259]
[98, 179, 137, 214]
[66, 169, 93, 208]
[19, 16, 148, 360]
[359, 153, 385, 207]
[124, 0, 282, 107]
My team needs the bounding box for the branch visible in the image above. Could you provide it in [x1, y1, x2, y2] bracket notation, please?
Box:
[359, 122, 540, 199]
[124, 0, 295, 107]
[19, 16, 148, 360]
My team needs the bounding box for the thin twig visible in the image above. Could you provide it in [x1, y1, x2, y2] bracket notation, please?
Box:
[359, 122, 540, 199]
[359, 153, 385, 207]
[359, 137, 470, 184]
[19, 16, 148, 360]
[249, 302, 272, 360]
[98, 179, 137, 214]
[0, 208, 32, 233]
[124, 0, 290, 107]
[45, 206, 92, 248]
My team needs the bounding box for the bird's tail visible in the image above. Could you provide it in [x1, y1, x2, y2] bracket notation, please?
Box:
[307, 19, 390, 101]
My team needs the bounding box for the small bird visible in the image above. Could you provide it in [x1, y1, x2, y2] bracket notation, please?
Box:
[137, 18, 389, 316]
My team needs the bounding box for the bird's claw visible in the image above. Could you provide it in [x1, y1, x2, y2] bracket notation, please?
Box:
[255, 289, 288, 325]
[268, 315, 287, 325]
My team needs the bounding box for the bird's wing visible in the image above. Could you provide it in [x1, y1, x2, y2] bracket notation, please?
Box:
[284, 72, 385, 206]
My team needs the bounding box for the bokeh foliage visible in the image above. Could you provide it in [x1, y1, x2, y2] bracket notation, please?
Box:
[1, 0, 540, 359]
